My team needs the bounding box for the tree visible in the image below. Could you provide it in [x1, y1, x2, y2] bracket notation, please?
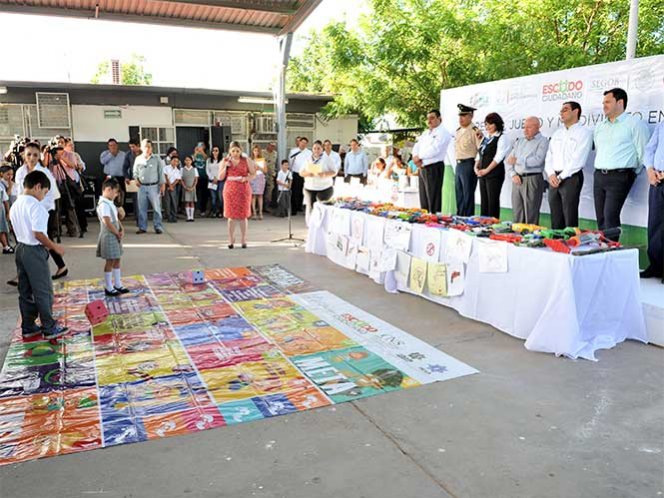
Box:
[91, 53, 153, 85]
[288, 0, 664, 130]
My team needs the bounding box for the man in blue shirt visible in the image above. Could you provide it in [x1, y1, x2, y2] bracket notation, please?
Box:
[100, 138, 126, 206]
[593, 88, 651, 240]
[641, 121, 664, 282]
[344, 139, 369, 184]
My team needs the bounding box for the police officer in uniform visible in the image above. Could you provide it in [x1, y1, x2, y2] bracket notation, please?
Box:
[454, 104, 484, 216]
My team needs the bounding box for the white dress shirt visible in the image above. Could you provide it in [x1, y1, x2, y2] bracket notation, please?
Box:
[15, 163, 60, 212]
[163, 165, 183, 184]
[413, 124, 453, 166]
[289, 147, 313, 174]
[544, 123, 593, 180]
[9, 194, 49, 246]
[303, 154, 338, 191]
[323, 150, 342, 170]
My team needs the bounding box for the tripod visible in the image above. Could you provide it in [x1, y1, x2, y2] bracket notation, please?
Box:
[271, 193, 304, 245]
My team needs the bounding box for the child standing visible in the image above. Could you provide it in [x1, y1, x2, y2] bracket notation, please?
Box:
[0, 164, 17, 205]
[181, 156, 199, 222]
[96, 178, 129, 297]
[10, 170, 68, 340]
[163, 156, 182, 223]
[276, 159, 292, 218]
[0, 167, 14, 254]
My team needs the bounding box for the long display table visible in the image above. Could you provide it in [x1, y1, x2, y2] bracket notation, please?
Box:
[306, 204, 648, 360]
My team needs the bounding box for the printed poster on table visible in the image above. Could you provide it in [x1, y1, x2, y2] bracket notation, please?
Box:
[421, 229, 442, 263]
[384, 220, 412, 252]
[409, 257, 427, 294]
[365, 216, 386, 252]
[446, 262, 466, 296]
[427, 263, 448, 297]
[368, 251, 385, 284]
[446, 229, 473, 264]
[355, 247, 371, 275]
[350, 213, 366, 246]
[395, 251, 411, 289]
[379, 248, 398, 273]
[478, 240, 508, 273]
[330, 208, 351, 236]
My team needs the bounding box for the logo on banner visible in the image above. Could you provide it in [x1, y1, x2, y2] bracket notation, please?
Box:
[541, 79, 584, 101]
[426, 243, 436, 257]
[589, 77, 625, 93]
[470, 93, 489, 108]
[630, 68, 655, 91]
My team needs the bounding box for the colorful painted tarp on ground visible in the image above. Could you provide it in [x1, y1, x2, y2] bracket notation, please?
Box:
[0, 265, 477, 465]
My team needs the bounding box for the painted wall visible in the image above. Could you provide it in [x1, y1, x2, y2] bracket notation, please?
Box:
[72, 105, 173, 142]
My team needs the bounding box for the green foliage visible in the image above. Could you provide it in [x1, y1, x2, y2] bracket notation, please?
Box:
[288, 0, 664, 130]
[91, 53, 153, 86]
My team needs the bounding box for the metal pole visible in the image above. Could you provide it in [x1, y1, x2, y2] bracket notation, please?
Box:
[272, 32, 303, 245]
[276, 33, 293, 165]
[626, 0, 639, 59]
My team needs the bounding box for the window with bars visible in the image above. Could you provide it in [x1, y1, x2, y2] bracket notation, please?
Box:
[140, 127, 175, 157]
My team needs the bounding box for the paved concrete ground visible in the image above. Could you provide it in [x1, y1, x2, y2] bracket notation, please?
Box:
[0, 214, 662, 498]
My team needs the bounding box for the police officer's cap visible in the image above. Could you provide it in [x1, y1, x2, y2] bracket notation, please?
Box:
[457, 104, 476, 115]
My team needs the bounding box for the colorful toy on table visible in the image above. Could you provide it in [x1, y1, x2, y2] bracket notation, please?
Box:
[536, 227, 580, 240]
[567, 227, 621, 248]
[515, 233, 546, 248]
[490, 221, 514, 234]
[512, 223, 545, 234]
[490, 233, 523, 243]
[543, 238, 572, 254]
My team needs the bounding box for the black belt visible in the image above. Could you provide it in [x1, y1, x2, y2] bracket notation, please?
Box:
[422, 161, 445, 168]
[595, 168, 635, 175]
[518, 172, 542, 178]
[140, 181, 159, 186]
[456, 158, 474, 163]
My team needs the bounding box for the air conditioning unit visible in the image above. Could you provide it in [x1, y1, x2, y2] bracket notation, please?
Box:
[286, 113, 315, 129]
[35, 93, 71, 129]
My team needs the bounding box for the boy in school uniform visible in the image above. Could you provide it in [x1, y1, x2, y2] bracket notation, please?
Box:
[163, 156, 182, 223]
[276, 159, 293, 218]
[10, 170, 68, 340]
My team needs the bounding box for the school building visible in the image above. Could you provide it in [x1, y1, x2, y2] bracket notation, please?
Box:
[0, 80, 358, 178]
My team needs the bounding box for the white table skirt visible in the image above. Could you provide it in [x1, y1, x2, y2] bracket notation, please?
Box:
[306, 204, 648, 361]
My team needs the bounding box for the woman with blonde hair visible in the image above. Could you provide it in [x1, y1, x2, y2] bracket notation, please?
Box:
[220, 142, 256, 248]
[250, 144, 267, 220]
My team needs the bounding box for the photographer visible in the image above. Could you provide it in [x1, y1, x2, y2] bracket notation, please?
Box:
[43, 136, 81, 239]
[14, 142, 69, 280]
[64, 137, 88, 237]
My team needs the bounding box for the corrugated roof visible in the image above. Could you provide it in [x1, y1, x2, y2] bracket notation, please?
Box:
[0, 0, 322, 35]
[0, 80, 333, 101]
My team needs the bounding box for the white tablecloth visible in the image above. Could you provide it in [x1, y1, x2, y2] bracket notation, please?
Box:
[306, 204, 648, 360]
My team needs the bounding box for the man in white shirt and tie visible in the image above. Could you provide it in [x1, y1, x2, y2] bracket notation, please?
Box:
[412, 109, 452, 213]
[288, 136, 312, 215]
[544, 101, 593, 229]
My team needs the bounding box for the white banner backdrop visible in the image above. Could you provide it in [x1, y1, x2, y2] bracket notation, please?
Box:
[440, 55, 664, 227]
